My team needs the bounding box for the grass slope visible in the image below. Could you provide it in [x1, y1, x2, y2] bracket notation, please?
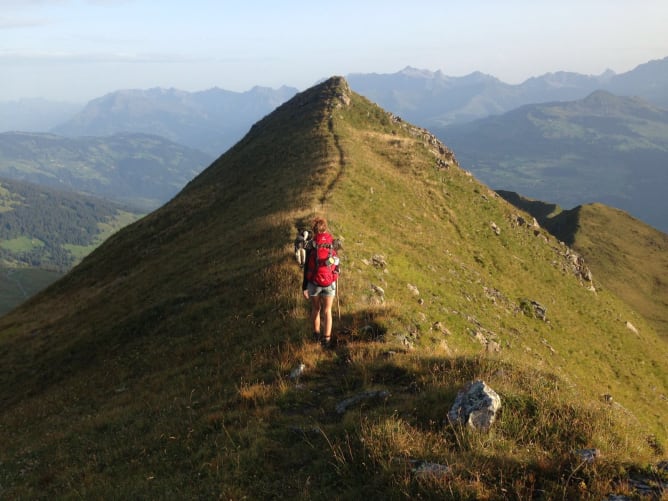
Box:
[0, 78, 666, 499]
[499, 190, 668, 341]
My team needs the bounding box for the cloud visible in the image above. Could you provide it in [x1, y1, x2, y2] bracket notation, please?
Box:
[0, 49, 207, 64]
[0, 0, 66, 7]
[0, 16, 49, 28]
[85, 0, 136, 4]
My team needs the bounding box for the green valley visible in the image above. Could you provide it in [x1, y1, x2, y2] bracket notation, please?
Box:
[0, 177, 143, 314]
[437, 91, 668, 233]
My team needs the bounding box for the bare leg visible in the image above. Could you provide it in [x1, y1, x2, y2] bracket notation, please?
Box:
[320, 296, 334, 342]
[310, 295, 322, 335]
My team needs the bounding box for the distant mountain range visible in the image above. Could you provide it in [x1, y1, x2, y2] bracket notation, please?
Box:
[0, 131, 213, 209]
[347, 56, 668, 128]
[51, 86, 298, 157]
[1, 56, 666, 232]
[436, 90, 668, 232]
[5, 57, 666, 155]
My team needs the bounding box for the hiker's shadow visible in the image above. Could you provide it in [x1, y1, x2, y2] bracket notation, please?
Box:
[332, 308, 387, 346]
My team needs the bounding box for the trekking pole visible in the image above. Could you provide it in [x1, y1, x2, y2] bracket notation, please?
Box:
[336, 276, 341, 320]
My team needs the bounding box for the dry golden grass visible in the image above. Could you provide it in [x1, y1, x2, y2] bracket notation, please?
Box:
[0, 77, 665, 499]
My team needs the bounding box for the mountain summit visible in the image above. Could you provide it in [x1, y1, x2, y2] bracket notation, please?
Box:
[1, 77, 666, 498]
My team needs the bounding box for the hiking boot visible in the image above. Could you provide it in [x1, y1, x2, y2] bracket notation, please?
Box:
[320, 337, 334, 350]
[312, 331, 321, 342]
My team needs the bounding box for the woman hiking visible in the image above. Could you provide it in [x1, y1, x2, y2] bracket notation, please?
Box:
[302, 217, 339, 348]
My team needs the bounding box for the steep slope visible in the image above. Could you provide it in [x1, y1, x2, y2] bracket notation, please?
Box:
[436, 91, 668, 232]
[499, 190, 668, 340]
[0, 78, 666, 499]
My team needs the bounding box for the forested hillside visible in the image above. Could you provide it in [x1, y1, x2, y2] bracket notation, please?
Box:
[0, 131, 212, 209]
[0, 177, 143, 314]
[0, 177, 143, 271]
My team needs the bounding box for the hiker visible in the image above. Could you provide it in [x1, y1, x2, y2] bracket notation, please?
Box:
[293, 228, 310, 267]
[302, 217, 339, 348]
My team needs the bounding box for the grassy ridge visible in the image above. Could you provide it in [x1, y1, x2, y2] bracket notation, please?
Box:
[0, 78, 665, 499]
[565, 204, 668, 339]
[499, 190, 668, 341]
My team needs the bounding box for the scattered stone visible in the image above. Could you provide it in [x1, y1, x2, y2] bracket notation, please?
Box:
[520, 299, 547, 321]
[398, 334, 416, 349]
[483, 286, 503, 303]
[470, 329, 501, 353]
[574, 448, 601, 463]
[372, 284, 385, 297]
[290, 363, 306, 380]
[486, 340, 501, 353]
[447, 380, 502, 431]
[372, 255, 387, 268]
[407, 283, 420, 296]
[625, 321, 639, 335]
[411, 460, 450, 479]
[472, 330, 487, 346]
[432, 322, 451, 335]
[560, 248, 596, 291]
[435, 157, 450, 169]
[490, 222, 501, 235]
[541, 338, 556, 354]
[335, 389, 390, 414]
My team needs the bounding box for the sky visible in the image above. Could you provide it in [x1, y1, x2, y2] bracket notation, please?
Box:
[2, 0, 667, 103]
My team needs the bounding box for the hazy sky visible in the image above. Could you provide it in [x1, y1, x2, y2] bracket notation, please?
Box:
[2, 0, 667, 102]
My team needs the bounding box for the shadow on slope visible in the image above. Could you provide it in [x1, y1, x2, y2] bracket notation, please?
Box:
[499, 190, 668, 339]
[0, 77, 665, 499]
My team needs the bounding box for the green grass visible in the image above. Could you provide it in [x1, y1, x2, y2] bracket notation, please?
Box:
[500, 191, 668, 342]
[63, 209, 143, 261]
[0, 235, 44, 253]
[0, 266, 63, 315]
[0, 78, 665, 499]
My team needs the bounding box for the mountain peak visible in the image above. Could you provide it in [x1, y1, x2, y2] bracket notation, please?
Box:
[1, 77, 666, 498]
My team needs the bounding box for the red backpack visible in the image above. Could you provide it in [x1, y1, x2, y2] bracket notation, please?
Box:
[306, 232, 339, 287]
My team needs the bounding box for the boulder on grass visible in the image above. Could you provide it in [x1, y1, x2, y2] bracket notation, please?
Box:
[447, 380, 501, 431]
